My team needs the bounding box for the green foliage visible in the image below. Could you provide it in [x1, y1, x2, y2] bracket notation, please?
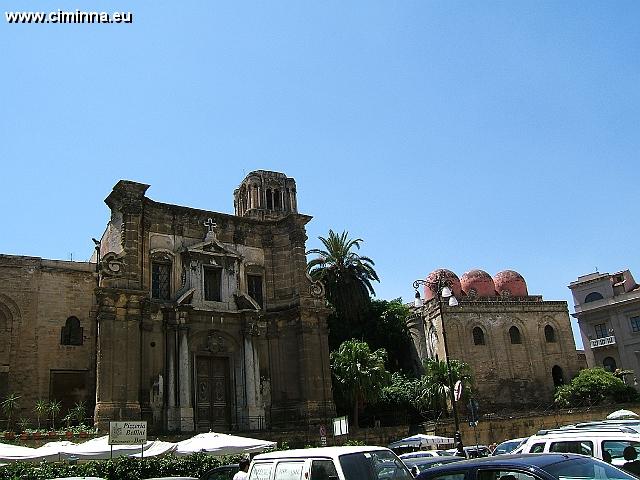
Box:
[554, 367, 640, 408]
[307, 229, 379, 326]
[343, 439, 366, 446]
[1, 393, 21, 432]
[362, 299, 413, 372]
[0, 452, 244, 480]
[421, 358, 473, 415]
[331, 340, 391, 428]
[34, 399, 48, 430]
[48, 400, 62, 430]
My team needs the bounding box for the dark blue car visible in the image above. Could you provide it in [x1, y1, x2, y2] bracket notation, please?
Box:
[415, 453, 636, 480]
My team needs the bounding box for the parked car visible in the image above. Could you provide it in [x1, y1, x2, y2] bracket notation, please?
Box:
[249, 446, 413, 480]
[492, 438, 528, 456]
[201, 464, 240, 480]
[402, 456, 465, 475]
[445, 446, 491, 458]
[514, 426, 640, 466]
[400, 451, 453, 460]
[414, 453, 637, 480]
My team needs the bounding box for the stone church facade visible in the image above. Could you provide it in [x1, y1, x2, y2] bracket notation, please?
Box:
[408, 269, 583, 410]
[0, 170, 335, 433]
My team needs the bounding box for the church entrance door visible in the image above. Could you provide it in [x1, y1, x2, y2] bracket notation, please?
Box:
[195, 356, 231, 432]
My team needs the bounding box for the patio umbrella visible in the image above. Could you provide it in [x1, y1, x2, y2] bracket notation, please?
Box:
[174, 432, 276, 456]
[606, 409, 640, 420]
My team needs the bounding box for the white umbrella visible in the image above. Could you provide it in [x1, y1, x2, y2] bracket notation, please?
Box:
[606, 409, 640, 420]
[174, 432, 276, 456]
[388, 434, 454, 450]
[60, 435, 174, 460]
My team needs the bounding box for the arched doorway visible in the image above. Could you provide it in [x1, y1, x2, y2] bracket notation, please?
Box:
[603, 356, 617, 372]
[552, 365, 565, 387]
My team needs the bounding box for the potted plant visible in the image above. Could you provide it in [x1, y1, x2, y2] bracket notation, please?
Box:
[47, 400, 61, 436]
[34, 399, 48, 430]
[18, 418, 30, 439]
[1, 393, 21, 436]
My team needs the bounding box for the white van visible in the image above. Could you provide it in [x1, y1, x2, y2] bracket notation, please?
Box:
[516, 427, 640, 466]
[248, 446, 414, 480]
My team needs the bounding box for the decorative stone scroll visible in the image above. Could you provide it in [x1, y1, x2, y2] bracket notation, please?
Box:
[100, 252, 124, 277]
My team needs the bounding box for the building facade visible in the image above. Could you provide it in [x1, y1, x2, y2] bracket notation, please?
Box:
[0, 170, 335, 433]
[569, 269, 640, 380]
[408, 269, 582, 410]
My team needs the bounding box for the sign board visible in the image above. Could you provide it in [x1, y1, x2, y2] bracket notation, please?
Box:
[333, 416, 349, 436]
[319, 424, 327, 437]
[454, 380, 463, 401]
[109, 421, 147, 445]
[320, 435, 327, 446]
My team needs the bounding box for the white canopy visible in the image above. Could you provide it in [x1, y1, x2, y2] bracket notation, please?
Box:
[60, 435, 175, 460]
[0, 441, 38, 462]
[388, 434, 454, 450]
[174, 432, 276, 456]
[607, 409, 640, 420]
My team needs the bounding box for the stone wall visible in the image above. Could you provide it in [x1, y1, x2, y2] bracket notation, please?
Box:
[0, 255, 96, 421]
[434, 403, 640, 446]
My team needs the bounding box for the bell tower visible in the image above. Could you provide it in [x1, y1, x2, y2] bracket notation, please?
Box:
[233, 170, 298, 220]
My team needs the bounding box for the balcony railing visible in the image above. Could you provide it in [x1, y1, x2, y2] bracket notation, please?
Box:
[590, 335, 616, 349]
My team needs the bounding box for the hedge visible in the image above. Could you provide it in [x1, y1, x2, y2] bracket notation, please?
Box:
[0, 452, 243, 480]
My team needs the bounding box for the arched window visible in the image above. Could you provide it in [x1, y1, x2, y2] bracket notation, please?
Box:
[585, 292, 604, 303]
[603, 357, 617, 372]
[509, 326, 522, 344]
[266, 189, 273, 210]
[552, 365, 565, 387]
[60, 316, 83, 346]
[151, 254, 171, 301]
[472, 327, 485, 345]
[545, 325, 556, 343]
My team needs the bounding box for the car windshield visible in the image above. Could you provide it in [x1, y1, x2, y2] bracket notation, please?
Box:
[543, 456, 637, 480]
[495, 441, 521, 454]
[340, 450, 413, 480]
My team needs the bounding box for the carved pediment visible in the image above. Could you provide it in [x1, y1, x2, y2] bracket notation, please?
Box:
[185, 238, 240, 259]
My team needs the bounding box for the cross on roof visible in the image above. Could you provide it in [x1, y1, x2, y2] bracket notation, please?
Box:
[204, 218, 217, 233]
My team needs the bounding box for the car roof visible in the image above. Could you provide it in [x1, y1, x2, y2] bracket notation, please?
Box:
[254, 446, 390, 460]
[403, 457, 463, 465]
[416, 453, 593, 477]
[530, 427, 639, 437]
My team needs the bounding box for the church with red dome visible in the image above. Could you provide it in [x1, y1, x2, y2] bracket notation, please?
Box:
[408, 268, 583, 410]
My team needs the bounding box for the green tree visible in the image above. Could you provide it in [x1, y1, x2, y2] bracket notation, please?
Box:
[307, 230, 379, 326]
[422, 359, 473, 416]
[1, 393, 21, 432]
[555, 367, 639, 408]
[364, 298, 413, 372]
[330, 340, 390, 429]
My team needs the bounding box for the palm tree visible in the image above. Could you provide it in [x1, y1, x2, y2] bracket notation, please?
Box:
[307, 230, 379, 324]
[330, 339, 390, 429]
[422, 359, 473, 416]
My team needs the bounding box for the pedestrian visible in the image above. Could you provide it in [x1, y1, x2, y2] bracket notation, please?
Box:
[234, 457, 251, 480]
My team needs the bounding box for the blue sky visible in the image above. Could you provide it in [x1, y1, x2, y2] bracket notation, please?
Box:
[1, 1, 639, 349]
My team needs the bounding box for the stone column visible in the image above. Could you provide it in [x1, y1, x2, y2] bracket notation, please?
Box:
[166, 324, 179, 431]
[177, 309, 194, 431]
[244, 322, 264, 429]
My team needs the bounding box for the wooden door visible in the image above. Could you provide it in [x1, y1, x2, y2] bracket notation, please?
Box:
[195, 356, 231, 432]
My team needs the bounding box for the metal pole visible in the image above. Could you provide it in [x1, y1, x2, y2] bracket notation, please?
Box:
[436, 275, 464, 457]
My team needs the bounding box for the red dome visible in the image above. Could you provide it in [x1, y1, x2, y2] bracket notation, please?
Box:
[423, 269, 462, 300]
[493, 270, 528, 297]
[461, 269, 496, 297]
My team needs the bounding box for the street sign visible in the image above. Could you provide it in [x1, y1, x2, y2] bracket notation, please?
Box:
[454, 380, 463, 401]
[319, 424, 327, 437]
[109, 421, 147, 445]
[320, 436, 327, 446]
[333, 416, 348, 436]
